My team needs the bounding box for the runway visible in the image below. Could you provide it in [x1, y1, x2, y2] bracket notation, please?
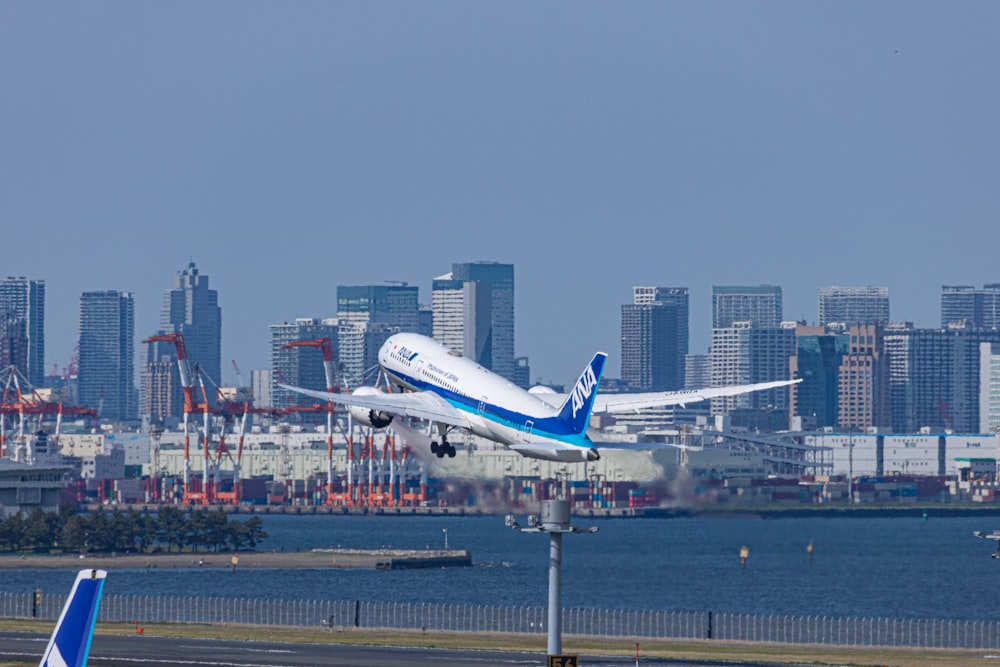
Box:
[0, 631, 815, 666]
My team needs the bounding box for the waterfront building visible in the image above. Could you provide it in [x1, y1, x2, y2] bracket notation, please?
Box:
[78, 291, 136, 420]
[437, 261, 515, 380]
[269, 318, 339, 410]
[941, 284, 1000, 328]
[684, 353, 711, 390]
[790, 325, 848, 430]
[836, 324, 889, 431]
[886, 326, 1000, 433]
[710, 322, 795, 416]
[712, 285, 782, 328]
[621, 287, 688, 391]
[141, 263, 221, 419]
[431, 272, 494, 369]
[336, 284, 419, 331]
[980, 342, 1000, 434]
[0, 277, 45, 387]
[338, 320, 395, 388]
[817, 286, 890, 326]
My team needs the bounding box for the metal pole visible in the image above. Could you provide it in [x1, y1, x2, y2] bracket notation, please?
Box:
[548, 531, 563, 655]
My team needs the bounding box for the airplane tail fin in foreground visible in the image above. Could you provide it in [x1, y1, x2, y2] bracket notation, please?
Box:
[39, 569, 106, 667]
[555, 352, 607, 434]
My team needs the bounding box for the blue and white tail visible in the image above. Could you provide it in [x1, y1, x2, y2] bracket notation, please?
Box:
[555, 352, 607, 434]
[39, 569, 106, 667]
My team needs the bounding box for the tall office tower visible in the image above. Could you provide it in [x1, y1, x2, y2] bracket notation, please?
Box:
[818, 286, 890, 326]
[789, 325, 848, 430]
[621, 287, 688, 391]
[941, 284, 1000, 328]
[338, 321, 395, 388]
[417, 305, 433, 338]
[899, 327, 1000, 433]
[883, 322, 915, 433]
[979, 342, 1000, 433]
[513, 357, 531, 389]
[684, 353, 711, 390]
[78, 291, 136, 421]
[141, 263, 221, 419]
[0, 277, 45, 387]
[451, 262, 515, 380]
[269, 318, 339, 410]
[336, 284, 419, 331]
[836, 324, 889, 431]
[431, 273, 494, 369]
[712, 285, 782, 329]
[710, 323, 796, 415]
[251, 369, 273, 409]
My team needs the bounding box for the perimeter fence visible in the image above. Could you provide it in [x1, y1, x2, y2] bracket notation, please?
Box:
[3, 591, 999, 650]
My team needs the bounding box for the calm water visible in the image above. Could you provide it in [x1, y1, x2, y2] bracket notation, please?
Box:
[4, 512, 1000, 621]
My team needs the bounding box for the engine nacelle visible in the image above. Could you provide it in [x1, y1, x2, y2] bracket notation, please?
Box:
[347, 387, 394, 429]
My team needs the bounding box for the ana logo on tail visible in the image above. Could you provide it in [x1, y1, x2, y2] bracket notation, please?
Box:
[571, 365, 598, 420]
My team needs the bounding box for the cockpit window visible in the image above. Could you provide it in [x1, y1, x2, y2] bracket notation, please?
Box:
[448, 350, 463, 357]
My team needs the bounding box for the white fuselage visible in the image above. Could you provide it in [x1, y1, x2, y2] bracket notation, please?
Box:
[377, 333, 597, 462]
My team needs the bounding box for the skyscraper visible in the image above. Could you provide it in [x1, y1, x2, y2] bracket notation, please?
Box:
[620, 287, 689, 391]
[0, 277, 45, 387]
[337, 321, 394, 388]
[449, 262, 515, 380]
[141, 263, 221, 419]
[78, 291, 136, 420]
[270, 318, 339, 410]
[431, 268, 500, 372]
[336, 284, 419, 331]
[712, 285, 782, 328]
[789, 325, 848, 430]
[710, 323, 795, 416]
[941, 284, 1000, 328]
[818, 286, 890, 326]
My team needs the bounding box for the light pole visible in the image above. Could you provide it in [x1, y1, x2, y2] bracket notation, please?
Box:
[506, 499, 597, 658]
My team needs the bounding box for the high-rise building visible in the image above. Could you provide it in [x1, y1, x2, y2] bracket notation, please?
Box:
[941, 284, 1000, 328]
[888, 326, 1000, 433]
[884, 322, 915, 433]
[338, 321, 395, 388]
[712, 285, 782, 328]
[979, 342, 1000, 434]
[269, 318, 338, 410]
[621, 287, 688, 391]
[710, 322, 795, 416]
[790, 325, 848, 430]
[836, 324, 889, 431]
[431, 273, 494, 369]
[684, 353, 711, 390]
[141, 263, 221, 419]
[336, 284, 419, 331]
[451, 262, 515, 380]
[818, 286, 890, 326]
[78, 291, 136, 421]
[0, 277, 45, 387]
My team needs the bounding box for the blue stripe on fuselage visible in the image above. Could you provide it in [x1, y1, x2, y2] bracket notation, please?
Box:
[385, 368, 593, 448]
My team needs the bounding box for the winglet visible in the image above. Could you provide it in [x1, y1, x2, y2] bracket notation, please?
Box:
[554, 352, 607, 434]
[39, 569, 106, 667]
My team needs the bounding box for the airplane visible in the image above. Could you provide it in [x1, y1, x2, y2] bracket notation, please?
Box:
[39, 568, 107, 667]
[281, 332, 801, 464]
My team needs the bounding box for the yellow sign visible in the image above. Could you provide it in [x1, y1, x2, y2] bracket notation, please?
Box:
[547, 655, 578, 667]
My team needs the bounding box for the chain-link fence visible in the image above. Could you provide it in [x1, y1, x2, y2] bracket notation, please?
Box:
[3, 591, 999, 650]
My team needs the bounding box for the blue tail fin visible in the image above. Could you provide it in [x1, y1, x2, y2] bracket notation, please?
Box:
[39, 569, 106, 667]
[555, 352, 607, 434]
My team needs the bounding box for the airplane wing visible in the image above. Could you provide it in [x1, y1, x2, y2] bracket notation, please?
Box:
[531, 379, 802, 414]
[278, 384, 469, 429]
[974, 531, 1000, 541]
[592, 441, 702, 452]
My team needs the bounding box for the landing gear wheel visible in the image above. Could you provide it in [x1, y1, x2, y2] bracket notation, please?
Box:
[446, 445, 456, 458]
[430, 441, 439, 455]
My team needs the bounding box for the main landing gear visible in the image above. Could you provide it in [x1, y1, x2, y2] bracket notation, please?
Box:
[430, 437, 456, 458]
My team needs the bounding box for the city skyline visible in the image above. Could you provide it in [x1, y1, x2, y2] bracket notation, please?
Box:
[2, 3, 997, 385]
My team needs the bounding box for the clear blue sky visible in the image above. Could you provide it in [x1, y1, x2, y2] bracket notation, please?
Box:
[1, 3, 997, 386]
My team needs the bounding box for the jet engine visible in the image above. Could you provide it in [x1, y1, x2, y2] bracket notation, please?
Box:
[346, 386, 394, 428]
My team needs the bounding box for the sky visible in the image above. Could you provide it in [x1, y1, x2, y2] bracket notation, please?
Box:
[1, 3, 998, 387]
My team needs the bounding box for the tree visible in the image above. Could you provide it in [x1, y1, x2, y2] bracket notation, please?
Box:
[243, 516, 268, 550]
